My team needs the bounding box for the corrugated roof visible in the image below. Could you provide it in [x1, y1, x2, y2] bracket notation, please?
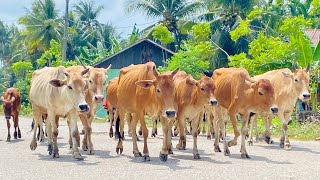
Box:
[92, 39, 175, 67]
[305, 29, 320, 47]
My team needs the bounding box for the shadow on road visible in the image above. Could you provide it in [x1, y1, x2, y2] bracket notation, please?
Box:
[228, 153, 293, 164]
[36, 153, 102, 166]
[257, 142, 320, 155]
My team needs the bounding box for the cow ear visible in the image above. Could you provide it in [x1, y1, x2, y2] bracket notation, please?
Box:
[153, 66, 159, 78]
[49, 79, 66, 87]
[81, 68, 90, 76]
[282, 71, 293, 78]
[292, 62, 297, 72]
[135, 80, 155, 89]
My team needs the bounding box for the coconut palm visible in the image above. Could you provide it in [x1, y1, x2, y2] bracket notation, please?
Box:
[73, 0, 104, 29]
[125, 0, 203, 47]
[18, 0, 62, 53]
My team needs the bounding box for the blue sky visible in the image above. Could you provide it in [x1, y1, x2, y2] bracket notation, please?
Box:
[0, 0, 160, 38]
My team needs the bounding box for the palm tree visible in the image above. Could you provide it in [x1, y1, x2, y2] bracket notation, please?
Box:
[73, 0, 103, 29]
[0, 21, 12, 64]
[19, 0, 62, 53]
[125, 0, 203, 48]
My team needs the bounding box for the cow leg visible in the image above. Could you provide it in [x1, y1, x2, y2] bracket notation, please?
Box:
[131, 113, 141, 157]
[192, 115, 201, 159]
[262, 114, 273, 144]
[30, 111, 41, 150]
[173, 122, 179, 136]
[248, 115, 257, 145]
[115, 110, 125, 155]
[47, 112, 59, 158]
[207, 111, 213, 140]
[159, 116, 169, 162]
[176, 115, 186, 150]
[167, 119, 174, 154]
[6, 118, 11, 142]
[200, 111, 206, 135]
[108, 106, 114, 138]
[151, 117, 157, 137]
[139, 113, 150, 161]
[280, 112, 291, 149]
[227, 112, 240, 147]
[13, 115, 18, 139]
[126, 112, 132, 137]
[213, 106, 222, 153]
[85, 110, 95, 155]
[67, 113, 82, 160]
[240, 113, 250, 158]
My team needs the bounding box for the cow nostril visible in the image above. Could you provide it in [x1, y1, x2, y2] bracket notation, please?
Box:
[210, 100, 218, 106]
[303, 94, 311, 98]
[271, 107, 278, 114]
[95, 96, 98, 100]
[165, 111, 176, 117]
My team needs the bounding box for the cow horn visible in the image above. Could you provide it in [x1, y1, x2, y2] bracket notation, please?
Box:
[78, 59, 90, 75]
[306, 64, 310, 72]
[292, 62, 297, 72]
[171, 68, 179, 77]
[153, 66, 159, 77]
[105, 64, 112, 73]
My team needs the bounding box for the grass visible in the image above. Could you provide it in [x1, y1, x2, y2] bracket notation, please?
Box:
[225, 117, 320, 141]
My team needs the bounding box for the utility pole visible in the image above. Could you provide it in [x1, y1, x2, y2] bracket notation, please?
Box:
[62, 0, 69, 63]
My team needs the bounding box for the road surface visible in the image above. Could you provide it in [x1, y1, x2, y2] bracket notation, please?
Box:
[0, 117, 320, 180]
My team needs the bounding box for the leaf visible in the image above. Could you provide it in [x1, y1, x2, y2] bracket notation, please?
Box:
[296, 32, 313, 67]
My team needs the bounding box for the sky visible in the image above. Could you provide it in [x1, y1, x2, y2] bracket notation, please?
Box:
[0, 0, 160, 38]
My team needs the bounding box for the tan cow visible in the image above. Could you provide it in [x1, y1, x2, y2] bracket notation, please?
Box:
[29, 66, 89, 160]
[1, 88, 21, 142]
[174, 71, 217, 159]
[248, 66, 310, 148]
[212, 68, 278, 158]
[66, 65, 111, 154]
[116, 62, 178, 162]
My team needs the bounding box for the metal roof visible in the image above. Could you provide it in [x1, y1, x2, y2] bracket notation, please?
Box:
[305, 29, 320, 47]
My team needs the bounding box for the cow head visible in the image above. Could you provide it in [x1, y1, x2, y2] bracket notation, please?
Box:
[136, 67, 179, 118]
[86, 64, 112, 103]
[283, 65, 311, 102]
[1, 94, 15, 120]
[49, 68, 90, 113]
[192, 76, 217, 106]
[251, 79, 278, 114]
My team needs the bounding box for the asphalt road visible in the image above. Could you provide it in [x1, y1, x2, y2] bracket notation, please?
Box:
[0, 117, 320, 180]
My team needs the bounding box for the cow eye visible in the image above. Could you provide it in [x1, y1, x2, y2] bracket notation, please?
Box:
[259, 91, 263, 96]
[68, 85, 73, 90]
[89, 80, 93, 83]
[156, 88, 161, 93]
[294, 78, 299, 82]
[200, 87, 205, 91]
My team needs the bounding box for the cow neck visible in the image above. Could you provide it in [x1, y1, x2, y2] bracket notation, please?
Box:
[190, 86, 201, 105]
[278, 79, 300, 105]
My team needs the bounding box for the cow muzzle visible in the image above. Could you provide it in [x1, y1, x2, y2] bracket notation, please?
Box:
[209, 99, 218, 106]
[79, 104, 90, 113]
[5, 115, 11, 120]
[94, 95, 104, 103]
[271, 106, 278, 114]
[165, 110, 176, 118]
[301, 93, 311, 101]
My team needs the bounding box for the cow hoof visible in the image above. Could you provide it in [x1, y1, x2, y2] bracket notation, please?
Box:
[248, 140, 253, 146]
[48, 144, 53, 155]
[116, 147, 123, 154]
[186, 131, 191, 135]
[280, 142, 285, 148]
[143, 155, 150, 162]
[82, 146, 88, 151]
[241, 153, 250, 159]
[14, 132, 18, 139]
[270, 139, 274, 144]
[52, 152, 60, 158]
[265, 136, 272, 144]
[176, 144, 184, 150]
[80, 129, 85, 135]
[284, 144, 291, 150]
[173, 131, 178, 137]
[151, 133, 156, 137]
[6, 137, 11, 142]
[136, 136, 140, 141]
[30, 142, 37, 150]
[88, 150, 94, 155]
[114, 133, 119, 139]
[207, 135, 211, 140]
[133, 152, 142, 157]
[69, 145, 73, 149]
[18, 131, 21, 138]
[224, 148, 230, 156]
[214, 146, 221, 152]
[128, 131, 132, 137]
[138, 130, 142, 136]
[227, 140, 236, 147]
[109, 132, 114, 138]
[168, 149, 173, 154]
[193, 153, 201, 159]
[159, 153, 168, 162]
[73, 153, 84, 160]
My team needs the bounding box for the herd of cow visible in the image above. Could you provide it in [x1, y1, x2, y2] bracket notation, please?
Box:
[0, 61, 311, 162]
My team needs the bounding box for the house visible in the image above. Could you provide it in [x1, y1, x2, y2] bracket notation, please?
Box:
[93, 38, 175, 69]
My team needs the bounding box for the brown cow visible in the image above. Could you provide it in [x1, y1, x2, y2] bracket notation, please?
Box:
[66, 65, 111, 154]
[29, 66, 90, 160]
[116, 62, 178, 162]
[1, 88, 21, 142]
[248, 66, 310, 148]
[212, 68, 278, 158]
[174, 71, 217, 159]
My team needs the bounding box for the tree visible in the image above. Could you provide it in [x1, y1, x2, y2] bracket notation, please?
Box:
[19, 0, 62, 53]
[125, 0, 203, 48]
